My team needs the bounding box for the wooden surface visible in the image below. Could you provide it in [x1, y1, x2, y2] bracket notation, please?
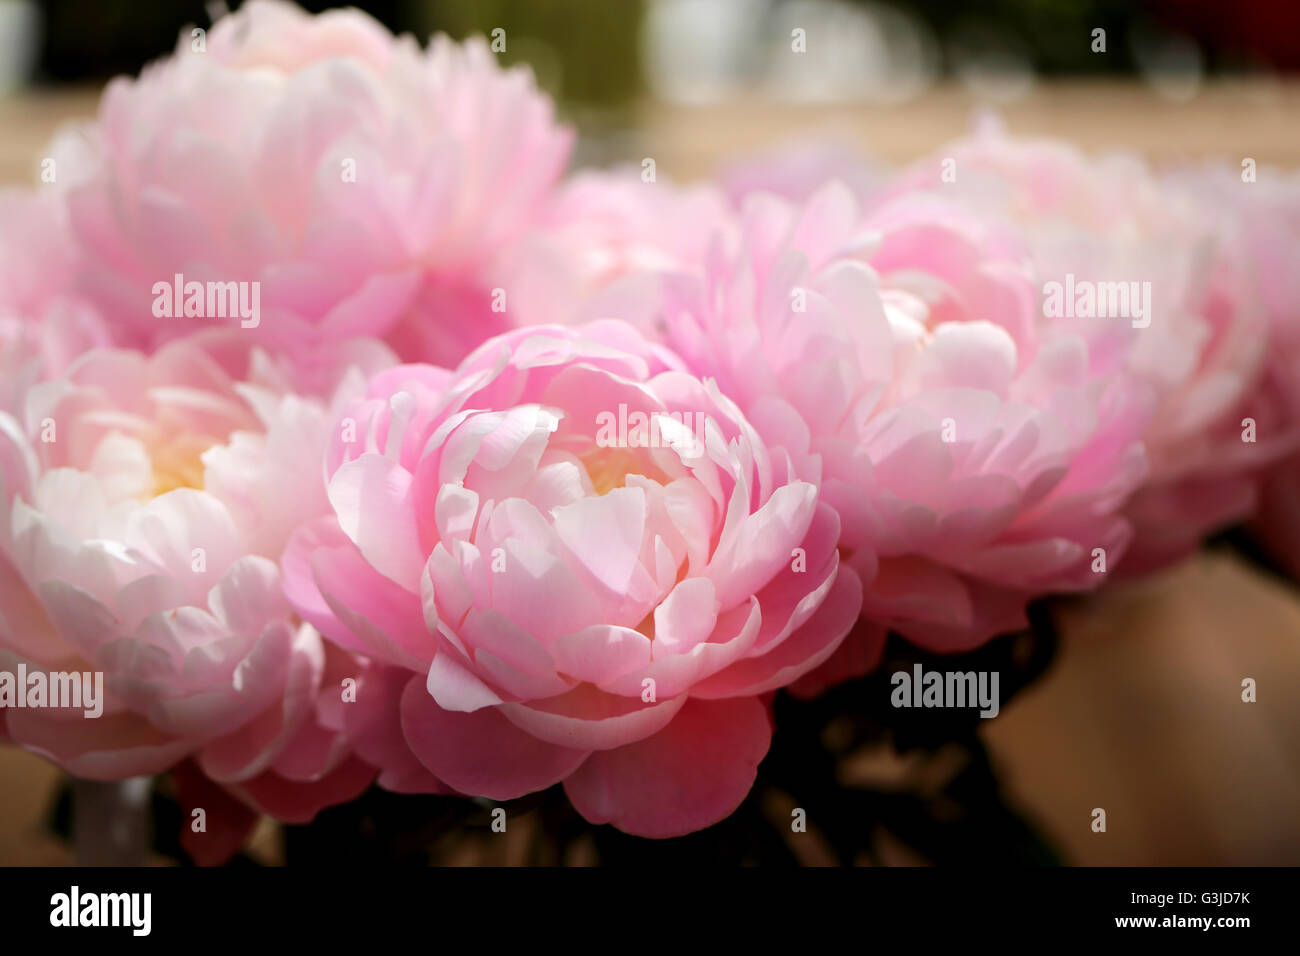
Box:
[1, 81, 1298, 865]
[634, 80, 1300, 175]
[985, 554, 1300, 865]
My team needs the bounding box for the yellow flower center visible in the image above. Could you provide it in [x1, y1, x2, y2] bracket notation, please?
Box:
[149, 434, 211, 496]
[581, 446, 673, 497]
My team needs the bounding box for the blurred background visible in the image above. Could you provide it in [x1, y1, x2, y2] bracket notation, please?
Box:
[0, 0, 1298, 865]
[2, 0, 1299, 176]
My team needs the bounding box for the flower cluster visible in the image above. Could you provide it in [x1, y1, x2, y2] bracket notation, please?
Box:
[1, 1, 1296, 856]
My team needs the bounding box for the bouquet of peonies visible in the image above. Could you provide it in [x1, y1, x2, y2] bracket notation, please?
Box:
[1, 1, 1297, 864]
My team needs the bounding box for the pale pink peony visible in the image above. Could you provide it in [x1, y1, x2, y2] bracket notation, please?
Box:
[0, 191, 81, 322]
[652, 180, 1152, 653]
[0, 190, 112, 410]
[0, 314, 108, 420]
[44, 0, 570, 376]
[281, 322, 862, 836]
[0, 340, 376, 852]
[492, 169, 735, 332]
[882, 122, 1280, 575]
[1214, 167, 1300, 579]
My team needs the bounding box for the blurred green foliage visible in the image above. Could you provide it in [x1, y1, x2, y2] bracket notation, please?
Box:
[35, 0, 643, 108]
[404, 0, 644, 107]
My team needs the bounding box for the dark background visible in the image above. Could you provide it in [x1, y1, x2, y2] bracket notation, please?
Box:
[26, 0, 1300, 107]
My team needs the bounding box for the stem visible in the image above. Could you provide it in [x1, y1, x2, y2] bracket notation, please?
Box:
[72, 778, 153, 866]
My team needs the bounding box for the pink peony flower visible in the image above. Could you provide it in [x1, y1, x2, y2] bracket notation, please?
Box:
[0, 340, 376, 852]
[1218, 168, 1300, 579]
[651, 180, 1152, 653]
[41, 0, 570, 377]
[882, 121, 1280, 575]
[492, 169, 735, 332]
[0, 191, 82, 322]
[281, 321, 862, 836]
[0, 191, 112, 410]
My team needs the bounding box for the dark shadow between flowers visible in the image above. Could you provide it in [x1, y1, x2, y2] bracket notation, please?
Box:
[45, 603, 1063, 866]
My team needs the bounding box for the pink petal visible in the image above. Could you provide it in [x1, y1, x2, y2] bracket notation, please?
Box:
[692, 564, 862, 698]
[5, 707, 193, 779]
[228, 756, 376, 824]
[328, 452, 425, 592]
[549, 624, 653, 684]
[425, 646, 504, 712]
[399, 674, 589, 800]
[499, 683, 687, 751]
[563, 697, 771, 837]
[173, 759, 260, 866]
[787, 619, 889, 698]
[341, 664, 448, 794]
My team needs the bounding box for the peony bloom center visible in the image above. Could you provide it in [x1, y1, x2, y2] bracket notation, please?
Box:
[580, 445, 663, 496]
[148, 432, 215, 497]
